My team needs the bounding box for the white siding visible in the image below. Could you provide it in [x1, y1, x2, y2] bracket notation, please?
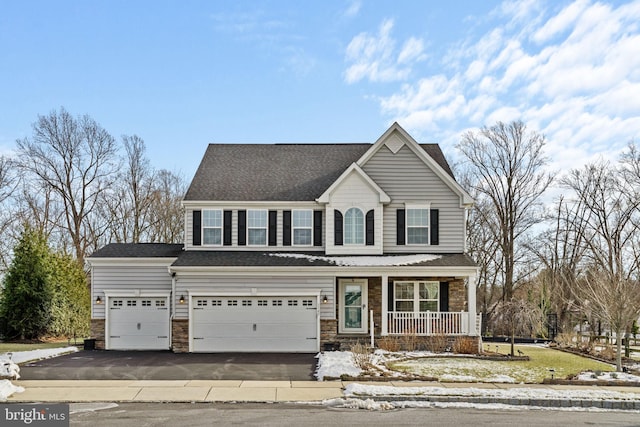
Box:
[174, 275, 335, 320]
[361, 144, 466, 253]
[92, 264, 173, 318]
[324, 170, 383, 255]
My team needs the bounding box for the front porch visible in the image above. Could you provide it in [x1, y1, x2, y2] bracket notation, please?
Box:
[323, 273, 480, 350]
[386, 311, 482, 336]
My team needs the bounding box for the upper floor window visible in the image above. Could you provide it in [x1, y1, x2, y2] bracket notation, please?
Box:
[248, 209, 267, 245]
[203, 210, 222, 245]
[293, 210, 312, 245]
[344, 207, 364, 245]
[406, 205, 429, 244]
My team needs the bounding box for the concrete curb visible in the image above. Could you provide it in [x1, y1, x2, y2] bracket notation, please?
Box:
[361, 395, 640, 410]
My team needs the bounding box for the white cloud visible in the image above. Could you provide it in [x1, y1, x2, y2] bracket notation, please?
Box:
[356, 0, 640, 175]
[344, 19, 425, 83]
[533, 0, 589, 43]
[343, 0, 362, 18]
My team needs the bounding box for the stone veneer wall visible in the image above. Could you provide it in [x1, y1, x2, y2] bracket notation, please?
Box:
[448, 279, 466, 311]
[172, 319, 189, 353]
[90, 319, 105, 350]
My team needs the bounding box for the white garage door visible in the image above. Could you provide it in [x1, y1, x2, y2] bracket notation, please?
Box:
[108, 297, 170, 350]
[191, 296, 318, 352]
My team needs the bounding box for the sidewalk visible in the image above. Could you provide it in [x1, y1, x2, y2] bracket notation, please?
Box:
[7, 380, 640, 410]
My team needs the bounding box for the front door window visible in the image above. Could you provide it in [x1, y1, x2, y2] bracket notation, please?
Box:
[339, 279, 368, 333]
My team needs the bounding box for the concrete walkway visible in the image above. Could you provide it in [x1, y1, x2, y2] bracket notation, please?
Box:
[8, 380, 640, 409]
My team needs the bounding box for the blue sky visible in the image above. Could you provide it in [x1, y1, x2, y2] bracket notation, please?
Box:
[1, 0, 639, 180]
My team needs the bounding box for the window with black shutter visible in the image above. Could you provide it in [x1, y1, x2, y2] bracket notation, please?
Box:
[365, 209, 374, 246]
[334, 210, 343, 246]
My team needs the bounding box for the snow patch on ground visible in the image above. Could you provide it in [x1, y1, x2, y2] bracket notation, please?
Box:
[577, 371, 640, 382]
[1, 346, 78, 364]
[0, 359, 20, 379]
[0, 379, 24, 401]
[343, 383, 640, 401]
[316, 351, 362, 380]
[0, 346, 78, 401]
[323, 397, 636, 412]
[270, 253, 441, 266]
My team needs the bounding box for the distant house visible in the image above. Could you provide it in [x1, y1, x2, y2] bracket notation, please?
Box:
[88, 123, 479, 352]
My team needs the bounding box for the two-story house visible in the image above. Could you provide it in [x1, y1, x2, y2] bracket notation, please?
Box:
[88, 123, 479, 352]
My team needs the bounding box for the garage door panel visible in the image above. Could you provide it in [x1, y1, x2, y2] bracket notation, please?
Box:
[110, 320, 168, 337]
[108, 297, 170, 350]
[191, 296, 318, 353]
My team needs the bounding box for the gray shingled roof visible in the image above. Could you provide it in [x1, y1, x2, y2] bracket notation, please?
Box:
[89, 243, 184, 258]
[183, 143, 454, 201]
[171, 251, 475, 268]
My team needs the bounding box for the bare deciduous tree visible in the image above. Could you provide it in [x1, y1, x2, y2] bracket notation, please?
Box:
[458, 121, 554, 301]
[495, 297, 543, 356]
[147, 169, 186, 244]
[16, 108, 119, 265]
[100, 135, 156, 244]
[561, 150, 640, 371]
[0, 156, 18, 270]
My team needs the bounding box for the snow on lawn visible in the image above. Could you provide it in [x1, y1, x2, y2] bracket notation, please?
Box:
[1, 346, 78, 364]
[316, 351, 362, 380]
[577, 371, 640, 382]
[317, 348, 639, 385]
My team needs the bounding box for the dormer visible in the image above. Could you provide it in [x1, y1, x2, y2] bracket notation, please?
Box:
[317, 163, 390, 255]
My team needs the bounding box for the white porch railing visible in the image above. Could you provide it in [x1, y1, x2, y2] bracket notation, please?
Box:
[387, 311, 482, 336]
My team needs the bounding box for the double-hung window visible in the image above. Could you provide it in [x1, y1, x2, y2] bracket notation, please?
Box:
[247, 210, 267, 245]
[394, 281, 439, 312]
[406, 205, 429, 244]
[344, 207, 364, 245]
[293, 210, 312, 246]
[203, 210, 222, 245]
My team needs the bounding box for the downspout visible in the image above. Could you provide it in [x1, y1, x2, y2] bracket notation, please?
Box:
[169, 267, 176, 350]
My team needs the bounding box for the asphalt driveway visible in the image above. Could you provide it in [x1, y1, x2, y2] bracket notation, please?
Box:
[19, 350, 318, 381]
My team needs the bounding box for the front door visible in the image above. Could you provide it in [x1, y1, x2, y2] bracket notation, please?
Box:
[339, 279, 368, 333]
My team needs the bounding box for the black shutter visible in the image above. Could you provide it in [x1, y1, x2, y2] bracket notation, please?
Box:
[388, 281, 395, 312]
[268, 210, 277, 246]
[334, 210, 343, 246]
[237, 210, 246, 246]
[313, 210, 322, 246]
[439, 282, 449, 312]
[283, 210, 292, 246]
[365, 209, 374, 246]
[192, 210, 201, 246]
[223, 210, 232, 246]
[396, 209, 405, 245]
[430, 209, 439, 246]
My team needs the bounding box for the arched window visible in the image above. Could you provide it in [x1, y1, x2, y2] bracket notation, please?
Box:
[344, 207, 364, 244]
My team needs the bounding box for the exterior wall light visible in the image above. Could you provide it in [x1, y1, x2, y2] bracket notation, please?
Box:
[179, 295, 185, 304]
[322, 295, 328, 304]
[95, 296, 102, 304]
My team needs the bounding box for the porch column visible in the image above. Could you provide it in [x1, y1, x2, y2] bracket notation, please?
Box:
[467, 274, 477, 336]
[381, 274, 388, 335]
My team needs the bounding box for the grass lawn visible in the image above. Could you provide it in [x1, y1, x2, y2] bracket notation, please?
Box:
[0, 341, 75, 353]
[388, 344, 614, 383]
